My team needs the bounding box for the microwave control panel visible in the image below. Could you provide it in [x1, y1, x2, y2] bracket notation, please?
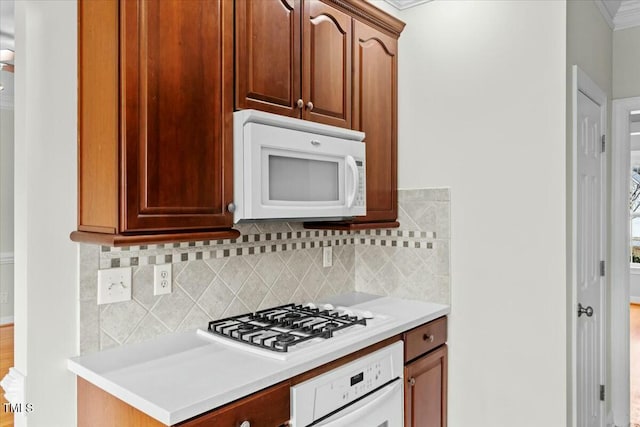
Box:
[355, 160, 365, 207]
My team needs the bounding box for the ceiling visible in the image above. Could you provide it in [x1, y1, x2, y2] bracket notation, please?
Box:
[595, 0, 640, 29]
[383, 0, 640, 29]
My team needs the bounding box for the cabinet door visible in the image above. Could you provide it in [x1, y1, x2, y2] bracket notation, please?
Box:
[352, 21, 398, 223]
[176, 382, 290, 427]
[236, 0, 302, 117]
[121, 0, 234, 232]
[404, 345, 448, 427]
[302, 0, 351, 128]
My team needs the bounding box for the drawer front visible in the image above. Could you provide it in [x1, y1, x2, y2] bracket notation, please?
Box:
[403, 317, 447, 362]
[176, 381, 290, 427]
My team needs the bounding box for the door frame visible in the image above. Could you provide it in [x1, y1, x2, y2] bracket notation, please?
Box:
[610, 96, 640, 427]
[569, 65, 608, 427]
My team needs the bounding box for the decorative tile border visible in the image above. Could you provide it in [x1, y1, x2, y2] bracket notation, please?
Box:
[98, 229, 436, 269]
[79, 188, 451, 354]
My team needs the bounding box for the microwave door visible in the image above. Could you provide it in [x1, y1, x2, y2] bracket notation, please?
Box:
[267, 155, 341, 204]
[240, 121, 365, 220]
[246, 123, 356, 219]
[258, 149, 346, 217]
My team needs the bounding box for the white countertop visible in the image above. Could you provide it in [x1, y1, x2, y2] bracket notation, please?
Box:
[68, 296, 449, 425]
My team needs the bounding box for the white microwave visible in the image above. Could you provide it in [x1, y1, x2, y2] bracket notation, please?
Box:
[233, 110, 366, 223]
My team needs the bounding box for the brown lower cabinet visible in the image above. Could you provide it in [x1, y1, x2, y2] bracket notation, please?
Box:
[77, 378, 290, 427]
[404, 345, 448, 427]
[403, 316, 448, 427]
[175, 382, 290, 427]
[76, 319, 447, 427]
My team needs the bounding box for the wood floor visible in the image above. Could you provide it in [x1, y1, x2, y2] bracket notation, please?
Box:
[632, 304, 640, 427]
[0, 324, 13, 427]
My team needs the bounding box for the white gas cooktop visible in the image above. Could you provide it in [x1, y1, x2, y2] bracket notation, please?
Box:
[197, 303, 392, 360]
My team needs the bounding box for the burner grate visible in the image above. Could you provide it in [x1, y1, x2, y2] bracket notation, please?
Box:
[206, 303, 367, 353]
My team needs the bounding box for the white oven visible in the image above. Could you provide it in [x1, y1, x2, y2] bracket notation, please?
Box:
[233, 110, 366, 223]
[290, 342, 404, 427]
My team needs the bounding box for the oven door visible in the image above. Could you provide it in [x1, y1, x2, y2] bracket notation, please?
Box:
[314, 379, 403, 427]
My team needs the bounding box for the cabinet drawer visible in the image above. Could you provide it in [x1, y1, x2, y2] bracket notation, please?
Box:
[403, 317, 447, 362]
[176, 381, 290, 427]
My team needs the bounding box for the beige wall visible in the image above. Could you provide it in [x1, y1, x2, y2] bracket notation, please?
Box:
[0, 107, 14, 323]
[389, 1, 567, 426]
[0, 108, 13, 252]
[613, 26, 640, 99]
[567, 1, 613, 97]
[14, 1, 78, 425]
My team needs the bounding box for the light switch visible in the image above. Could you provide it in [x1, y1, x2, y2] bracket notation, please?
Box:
[97, 267, 132, 305]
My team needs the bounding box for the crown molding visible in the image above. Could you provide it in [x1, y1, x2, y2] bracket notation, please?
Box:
[325, 0, 406, 37]
[382, 0, 432, 10]
[595, 0, 616, 29]
[614, 0, 640, 30]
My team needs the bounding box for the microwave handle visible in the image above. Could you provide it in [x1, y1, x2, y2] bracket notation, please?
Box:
[346, 155, 358, 208]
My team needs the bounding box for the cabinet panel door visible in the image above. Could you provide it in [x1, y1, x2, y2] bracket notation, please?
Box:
[302, 0, 351, 128]
[352, 21, 397, 223]
[404, 345, 448, 427]
[121, 0, 233, 232]
[176, 382, 290, 427]
[236, 0, 301, 117]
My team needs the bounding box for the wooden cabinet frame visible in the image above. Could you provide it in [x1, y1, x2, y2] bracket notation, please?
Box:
[405, 345, 448, 427]
[72, 0, 239, 246]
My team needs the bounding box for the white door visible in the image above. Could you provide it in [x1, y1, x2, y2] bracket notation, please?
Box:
[576, 90, 606, 427]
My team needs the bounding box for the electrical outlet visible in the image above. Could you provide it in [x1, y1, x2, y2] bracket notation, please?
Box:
[154, 264, 172, 296]
[97, 267, 132, 305]
[323, 247, 333, 267]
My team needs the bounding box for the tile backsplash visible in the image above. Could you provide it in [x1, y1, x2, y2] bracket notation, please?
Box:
[79, 188, 450, 354]
[355, 188, 450, 303]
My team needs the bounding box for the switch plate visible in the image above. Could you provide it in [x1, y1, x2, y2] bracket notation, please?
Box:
[323, 247, 333, 267]
[97, 267, 132, 305]
[154, 264, 172, 296]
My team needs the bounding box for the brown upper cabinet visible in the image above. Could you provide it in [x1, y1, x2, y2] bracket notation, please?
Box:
[72, 0, 239, 246]
[237, 0, 405, 229]
[73, 0, 404, 246]
[351, 20, 399, 225]
[236, 0, 352, 129]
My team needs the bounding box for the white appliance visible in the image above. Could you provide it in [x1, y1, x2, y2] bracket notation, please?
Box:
[290, 341, 404, 427]
[233, 110, 366, 223]
[197, 303, 392, 361]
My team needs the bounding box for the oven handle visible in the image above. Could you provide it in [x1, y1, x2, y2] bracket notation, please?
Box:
[313, 379, 402, 426]
[346, 155, 358, 208]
